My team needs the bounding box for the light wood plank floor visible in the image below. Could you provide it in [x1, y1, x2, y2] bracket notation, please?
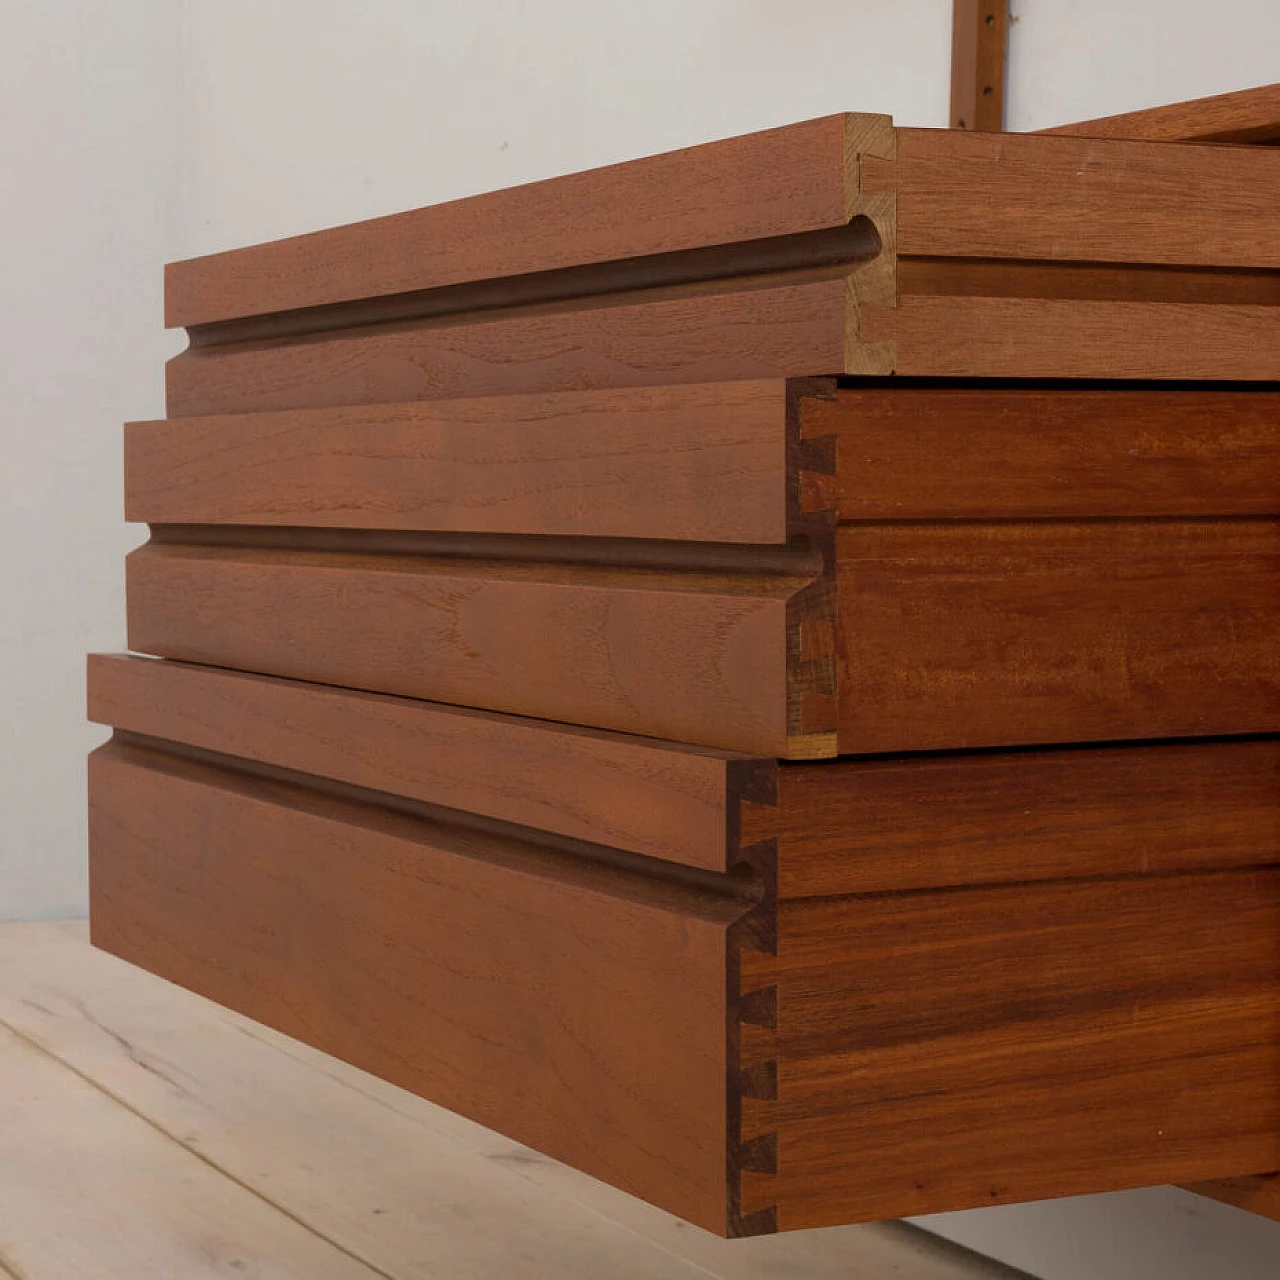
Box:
[0, 922, 1033, 1280]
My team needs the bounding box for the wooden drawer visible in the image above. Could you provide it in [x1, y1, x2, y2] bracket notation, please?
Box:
[163, 115, 1280, 395]
[124, 381, 1280, 757]
[94, 109, 1280, 1237]
[135, 116, 1280, 757]
[88, 656, 1280, 1235]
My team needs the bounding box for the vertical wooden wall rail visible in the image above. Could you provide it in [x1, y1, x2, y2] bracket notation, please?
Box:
[951, 0, 1009, 131]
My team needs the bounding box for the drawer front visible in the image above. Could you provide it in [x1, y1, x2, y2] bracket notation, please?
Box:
[165, 277, 861, 417]
[88, 661, 1280, 1233]
[86, 654, 768, 873]
[124, 543, 802, 755]
[91, 734, 1280, 1235]
[166, 116, 1280, 392]
[129, 384, 1280, 538]
[126, 381, 791, 544]
[89, 738, 749, 1234]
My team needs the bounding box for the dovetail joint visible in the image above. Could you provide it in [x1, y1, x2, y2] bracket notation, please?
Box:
[785, 379, 839, 760]
[728, 962, 780, 1236]
[725, 723, 780, 1235]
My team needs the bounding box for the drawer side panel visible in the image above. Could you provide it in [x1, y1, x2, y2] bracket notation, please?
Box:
[802, 388, 1280, 521]
[766, 738, 1280, 897]
[741, 871, 1280, 1228]
[835, 519, 1280, 752]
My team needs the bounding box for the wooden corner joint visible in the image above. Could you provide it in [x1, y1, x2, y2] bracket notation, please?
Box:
[785, 601, 837, 761]
[728, 934, 779, 1236]
[726, 757, 778, 885]
[840, 112, 899, 374]
[726, 752, 780, 1236]
[784, 380, 840, 760]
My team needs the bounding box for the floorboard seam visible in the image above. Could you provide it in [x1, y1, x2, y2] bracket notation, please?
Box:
[0, 1012, 397, 1280]
[14, 925, 1026, 1280]
[225, 1009, 1021, 1279]
[0, 1245, 28, 1280]
[226, 1018, 737, 1280]
[226, 1020, 729, 1280]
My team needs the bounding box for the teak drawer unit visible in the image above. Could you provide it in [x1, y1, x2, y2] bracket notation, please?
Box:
[90, 107, 1280, 1237]
[88, 656, 1280, 1236]
[125, 379, 1280, 758]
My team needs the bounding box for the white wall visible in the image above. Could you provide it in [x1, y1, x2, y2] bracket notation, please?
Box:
[0, 0, 182, 922]
[178, 0, 952, 259]
[1005, 0, 1280, 131]
[2, 2, 953, 925]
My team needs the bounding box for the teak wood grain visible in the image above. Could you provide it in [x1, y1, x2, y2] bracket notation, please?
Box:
[1186, 1173, 1280, 1222]
[739, 871, 1280, 1230]
[93, 103, 1280, 1236]
[125, 542, 806, 756]
[897, 257, 1280, 307]
[861, 127, 1280, 268]
[126, 381, 790, 544]
[123, 513, 1280, 758]
[167, 113, 1280, 331]
[1042, 81, 1280, 145]
[132, 381, 1280, 536]
[89, 739, 745, 1235]
[166, 283, 1280, 419]
[834, 519, 1280, 753]
[746, 739, 1280, 898]
[860, 296, 1280, 381]
[1053, 71, 1280, 1236]
[163, 275, 871, 418]
[88, 654, 1280, 902]
[2, 926, 1051, 1279]
[86, 654, 765, 873]
[126, 378, 1280, 755]
[1054, 80, 1280, 1223]
[164, 114, 892, 329]
[88, 726, 1280, 1235]
[163, 114, 1280, 400]
[801, 387, 1280, 519]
